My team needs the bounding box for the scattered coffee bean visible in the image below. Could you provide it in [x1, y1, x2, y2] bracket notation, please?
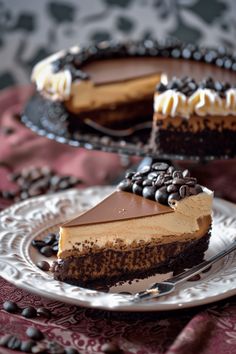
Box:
[65, 348, 79, 354]
[26, 327, 44, 341]
[0, 334, 13, 347]
[37, 307, 52, 318]
[47, 341, 65, 354]
[37, 260, 50, 271]
[101, 341, 123, 354]
[21, 340, 36, 353]
[22, 306, 37, 318]
[142, 186, 156, 200]
[7, 335, 21, 350]
[155, 186, 169, 205]
[152, 162, 169, 171]
[3, 300, 19, 313]
[40, 246, 54, 257]
[32, 342, 48, 353]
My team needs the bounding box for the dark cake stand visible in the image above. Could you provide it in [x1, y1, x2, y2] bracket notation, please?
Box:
[22, 93, 235, 163]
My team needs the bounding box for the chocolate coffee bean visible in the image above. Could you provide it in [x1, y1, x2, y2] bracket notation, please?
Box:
[172, 171, 183, 179]
[26, 327, 44, 340]
[168, 193, 181, 205]
[139, 165, 151, 175]
[118, 179, 132, 192]
[21, 340, 36, 353]
[142, 179, 152, 187]
[173, 178, 185, 185]
[40, 245, 54, 257]
[3, 300, 19, 313]
[47, 341, 65, 354]
[147, 172, 159, 180]
[22, 306, 37, 318]
[155, 186, 169, 205]
[152, 162, 169, 171]
[167, 184, 178, 193]
[43, 233, 56, 245]
[167, 166, 175, 175]
[7, 335, 21, 350]
[179, 185, 190, 198]
[37, 307, 52, 318]
[37, 260, 50, 271]
[182, 169, 190, 178]
[142, 186, 156, 200]
[0, 334, 13, 347]
[132, 182, 142, 195]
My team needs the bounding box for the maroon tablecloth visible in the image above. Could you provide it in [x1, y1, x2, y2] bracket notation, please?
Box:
[0, 86, 236, 354]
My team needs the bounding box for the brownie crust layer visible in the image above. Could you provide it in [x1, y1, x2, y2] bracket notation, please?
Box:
[52, 231, 210, 289]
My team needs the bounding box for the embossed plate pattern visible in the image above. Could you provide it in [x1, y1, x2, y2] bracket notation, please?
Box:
[0, 186, 236, 312]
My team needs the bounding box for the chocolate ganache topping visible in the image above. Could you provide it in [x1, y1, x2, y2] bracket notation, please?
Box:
[118, 162, 202, 206]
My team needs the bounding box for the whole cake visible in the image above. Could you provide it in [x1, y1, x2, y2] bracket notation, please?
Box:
[30, 39, 236, 158]
[52, 162, 213, 288]
[151, 76, 236, 157]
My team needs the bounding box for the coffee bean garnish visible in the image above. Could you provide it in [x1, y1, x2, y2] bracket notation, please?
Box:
[3, 300, 19, 313]
[142, 186, 156, 200]
[22, 306, 37, 318]
[118, 179, 132, 192]
[21, 340, 36, 353]
[0, 334, 13, 347]
[37, 307, 52, 318]
[155, 186, 169, 205]
[43, 233, 56, 245]
[37, 260, 50, 271]
[101, 341, 123, 354]
[26, 327, 44, 341]
[132, 182, 142, 195]
[40, 245, 54, 257]
[7, 335, 21, 350]
[32, 239, 46, 250]
[47, 341, 65, 354]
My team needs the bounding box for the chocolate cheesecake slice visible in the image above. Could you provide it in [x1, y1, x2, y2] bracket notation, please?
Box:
[151, 77, 236, 157]
[53, 163, 213, 288]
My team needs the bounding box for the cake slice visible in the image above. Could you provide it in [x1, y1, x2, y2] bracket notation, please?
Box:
[53, 163, 213, 288]
[150, 76, 236, 157]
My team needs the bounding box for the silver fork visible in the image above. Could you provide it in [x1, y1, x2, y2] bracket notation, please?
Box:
[134, 240, 236, 301]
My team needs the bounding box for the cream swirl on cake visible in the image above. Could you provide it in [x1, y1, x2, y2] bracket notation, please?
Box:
[154, 77, 236, 119]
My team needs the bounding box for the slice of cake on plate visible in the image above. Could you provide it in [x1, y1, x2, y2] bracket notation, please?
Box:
[151, 76, 236, 158]
[52, 162, 213, 288]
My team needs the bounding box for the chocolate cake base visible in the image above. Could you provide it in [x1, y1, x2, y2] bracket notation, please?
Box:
[151, 123, 236, 158]
[52, 231, 211, 290]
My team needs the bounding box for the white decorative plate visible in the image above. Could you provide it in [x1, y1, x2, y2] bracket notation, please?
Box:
[0, 186, 236, 312]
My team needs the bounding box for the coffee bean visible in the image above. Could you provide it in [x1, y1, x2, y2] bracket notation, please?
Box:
[101, 341, 123, 354]
[167, 166, 175, 175]
[172, 171, 183, 179]
[152, 162, 169, 171]
[168, 193, 181, 205]
[37, 307, 52, 318]
[185, 180, 196, 187]
[182, 169, 190, 178]
[118, 179, 132, 192]
[189, 187, 198, 195]
[195, 184, 203, 193]
[173, 178, 185, 185]
[155, 186, 169, 205]
[32, 342, 47, 353]
[0, 334, 13, 347]
[37, 260, 50, 271]
[22, 306, 37, 318]
[142, 179, 152, 187]
[132, 182, 142, 195]
[3, 300, 19, 313]
[167, 184, 178, 193]
[142, 186, 156, 200]
[32, 239, 46, 250]
[40, 246, 54, 257]
[125, 172, 134, 179]
[43, 233, 56, 245]
[26, 327, 44, 341]
[179, 185, 190, 198]
[50, 175, 61, 187]
[21, 340, 36, 353]
[65, 348, 79, 354]
[52, 244, 58, 253]
[164, 179, 173, 185]
[7, 335, 21, 350]
[139, 165, 151, 175]
[47, 341, 65, 354]
[147, 172, 159, 180]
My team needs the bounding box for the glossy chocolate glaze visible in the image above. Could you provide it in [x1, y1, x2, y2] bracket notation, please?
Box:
[62, 191, 173, 227]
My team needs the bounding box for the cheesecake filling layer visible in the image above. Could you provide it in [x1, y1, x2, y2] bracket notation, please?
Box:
[58, 189, 213, 258]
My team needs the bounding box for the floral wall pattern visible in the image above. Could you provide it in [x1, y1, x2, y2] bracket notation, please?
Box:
[0, 0, 235, 90]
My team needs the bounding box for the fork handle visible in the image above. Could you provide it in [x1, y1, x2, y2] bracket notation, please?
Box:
[167, 240, 236, 285]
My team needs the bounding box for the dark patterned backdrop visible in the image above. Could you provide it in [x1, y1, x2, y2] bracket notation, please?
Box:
[0, 0, 236, 90]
